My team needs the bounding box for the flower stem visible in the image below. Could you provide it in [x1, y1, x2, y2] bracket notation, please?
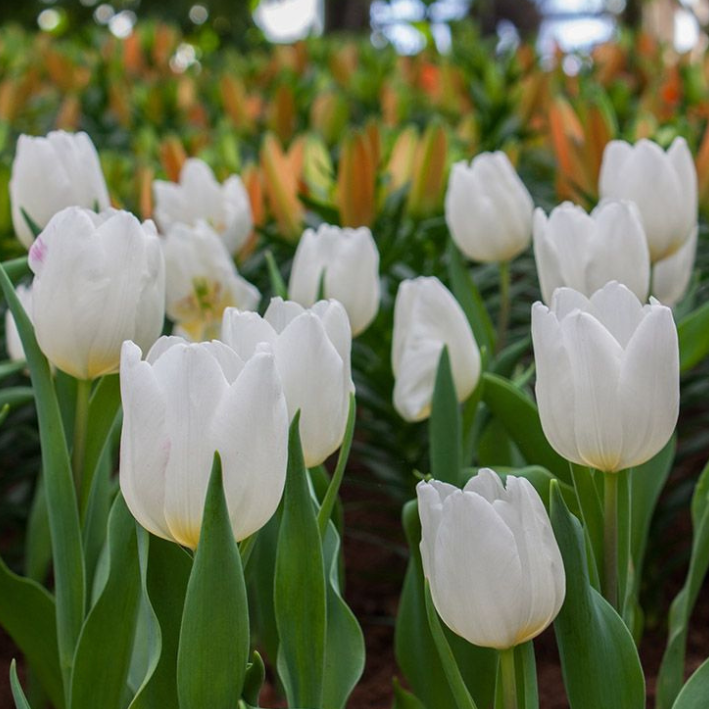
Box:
[499, 647, 518, 709]
[496, 260, 511, 353]
[604, 471, 619, 611]
[72, 378, 91, 509]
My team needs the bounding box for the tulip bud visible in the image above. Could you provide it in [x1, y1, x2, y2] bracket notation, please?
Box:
[10, 131, 110, 249]
[28, 207, 165, 381]
[532, 282, 679, 473]
[336, 131, 377, 229]
[407, 122, 448, 218]
[392, 277, 481, 423]
[288, 224, 380, 336]
[222, 298, 354, 468]
[153, 158, 253, 256]
[533, 200, 650, 304]
[162, 222, 260, 342]
[445, 152, 534, 263]
[5, 282, 32, 364]
[599, 138, 697, 262]
[119, 337, 289, 549]
[652, 225, 697, 307]
[417, 469, 565, 650]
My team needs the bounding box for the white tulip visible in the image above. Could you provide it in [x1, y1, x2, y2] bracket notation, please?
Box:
[221, 298, 353, 468]
[445, 151, 534, 263]
[652, 225, 697, 307]
[418, 469, 565, 650]
[5, 283, 33, 364]
[10, 131, 111, 249]
[599, 138, 697, 262]
[153, 158, 252, 255]
[533, 200, 650, 304]
[28, 207, 165, 381]
[119, 337, 288, 548]
[288, 224, 380, 336]
[532, 282, 679, 473]
[161, 221, 260, 342]
[392, 277, 480, 423]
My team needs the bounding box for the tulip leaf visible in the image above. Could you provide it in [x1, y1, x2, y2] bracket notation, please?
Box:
[21, 207, 42, 239]
[670, 656, 709, 709]
[656, 458, 709, 709]
[0, 360, 27, 380]
[69, 494, 141, 709]
[481, 373, 570, 483]
[392, 678, 427, 709]
[242, 651, 266, 707]
[275, 415, 327, 708]
[264, 249, 288, 299]
[447, 241, 495, 357]
[0, 262, 85, 693]
[395, 500, 497, 709]
[494, 466, 577, 514]
[515, 641, 539, 709]
[429, 347, 462, 486]
[0, 555, 63, 709]
[0, 386, 34, 408]
[2, 257, 30, 283]
[550, 482, 645, 709]
[678, 300, 709, 372]
[570, 464, 604, 592]
[25, 475, 52, 584]
[177, 453, 250, 709]
[10, 660, 33, 709]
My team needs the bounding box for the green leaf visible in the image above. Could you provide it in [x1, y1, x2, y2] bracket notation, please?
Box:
[25, 476, 52, 584]
[550, 482, 645, 709]
[0, 261, 85, 694]
[21, 208, 42, 238]
[10, 661, 32, 709]
[656, 458, 709, 709]
[392, 678, 427, 709]
[0, 386, 34, 408]
[264, 249, 288, 299]
[481, 373, 570, 483]
[0, 555, 63, 708]
[177, 453, 249, 709]
[70, 494, 141, 709]
[2, 257, 29, 283]
[570, 464, 604, 593]
[275, 415, 327, 708]
[0, 360, 27, 380]
[242, 652, 266, 707]
[515, 642, 539, 709]
[678, 300, 709, 372]
[429, 347, 462, 485]
[671, 656, 709, 709]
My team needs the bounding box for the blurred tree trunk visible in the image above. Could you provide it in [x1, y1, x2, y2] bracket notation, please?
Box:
[470, 0, 541, 37]
[325, 0, 372, 33]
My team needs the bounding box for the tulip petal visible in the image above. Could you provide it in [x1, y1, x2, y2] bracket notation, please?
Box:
[588, 282, 645, 348]
[221, 309, 278, 361]
[653, 225, 697, 307]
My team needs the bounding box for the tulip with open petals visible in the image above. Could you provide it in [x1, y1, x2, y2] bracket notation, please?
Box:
[153, 158, 253, 255]
[222, 298, 353, 467]
[532, 282, 679, 473]
[599, 138, 696, 262]
[418, 469, 565, 650]
[10, 131, 110, 249]
[392, 277, 480, 422]
[28, 207, 165, 381]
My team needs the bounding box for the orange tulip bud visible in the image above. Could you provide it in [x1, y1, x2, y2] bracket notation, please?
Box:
[336, 130, 376, 228]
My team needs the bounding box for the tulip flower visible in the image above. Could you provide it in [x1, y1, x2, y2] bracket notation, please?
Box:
[10, 130, 110, 249]
[221, 298, 353, 467]
[288, 224, 380, 336]
[5, 283, 33, 364]
[533, 201, 650, 304]
[598, 138, 697, 262]
[532, 281, 679, 473]
[28, 207, 165, 381]
[162, 222, 260, 342]
[119, 337, 289, 548]
[392, 277, 480, 423]
[417, 469, 565, 650]
[153, 158, 253, 255]
[653, 226, 697, 307]
[445, 151, 534, 263]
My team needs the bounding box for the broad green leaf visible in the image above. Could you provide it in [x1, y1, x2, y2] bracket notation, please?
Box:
[0, 386, 33, 408]
[515, 641, 539, 709]
[678, 300, 709, 372]
[393, 678, 427, 709]
[0, 262, 85, 693]
[492, 335, 531, 379]
[25, 476, 51, 584]
[550, 483, 645, 709]
[275, 416, 327, 708]
[70, 494, 141, 709]
[656, 458, 709, 709]
[0, 360, 26, 380]
[0, 555, 63, 708]
[481, 373, 570, 483]
[671, 657, 709, 709]
[10, 661, 32, 709]
[3, 257, 29, 283]
[242, 652, 266, 707]
[570, 464, 604, 593]
[177, 454, 249, 709]
[429, 347, 462, 485]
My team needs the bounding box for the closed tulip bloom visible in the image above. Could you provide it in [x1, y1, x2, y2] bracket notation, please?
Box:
[445, 151, 534, 263]
[222, 298, 353, 467]
[533, 200, 650, 304]
[5, 283, 33, 364]
[10, 131, 111, 249]
[153, 158, 253, 255]
[653, 226, 697, 307]
[162, 221, 260, 342]
[120, 337, 289, 548]
[532, 282, 679, 473]
[28, 207, 165, 380]
[599, 138, 697, 262]
[288, 224, 380, 336]
[418, 469, 565, 650]
[392, 277, 480, 422]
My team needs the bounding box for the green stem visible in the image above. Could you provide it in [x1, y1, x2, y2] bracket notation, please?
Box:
[496, 260, 511, 354]
[604, 471, 619, 611]
[499, 648, 518, 709]
[72, 379, 92, 506]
